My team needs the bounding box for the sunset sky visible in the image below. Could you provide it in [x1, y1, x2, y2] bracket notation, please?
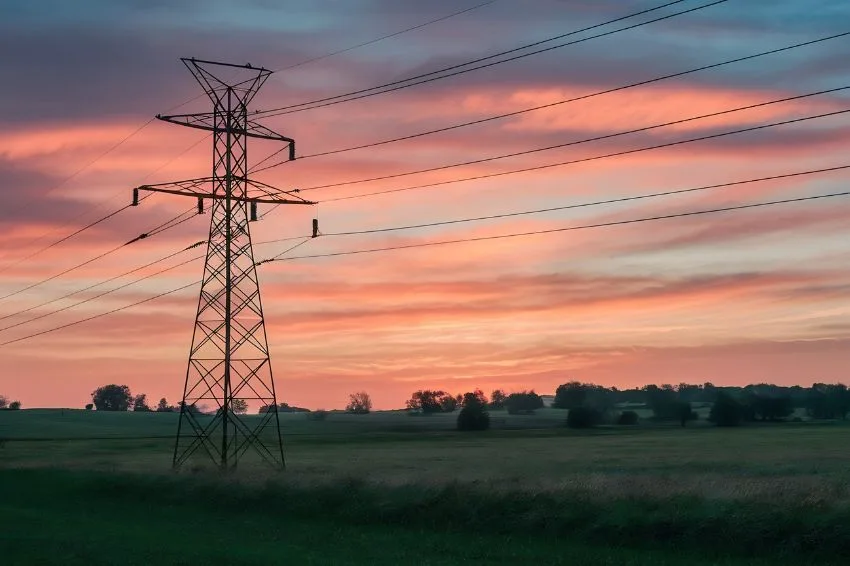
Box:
[1, 0, 849, 411]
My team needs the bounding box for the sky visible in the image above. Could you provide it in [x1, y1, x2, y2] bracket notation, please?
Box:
[0, 0, 849, 411]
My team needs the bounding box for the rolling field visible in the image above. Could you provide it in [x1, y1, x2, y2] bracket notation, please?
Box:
[2, 409, 849, 564]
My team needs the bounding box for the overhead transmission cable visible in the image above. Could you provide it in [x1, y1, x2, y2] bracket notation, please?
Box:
[253, 0, 727, 119]
[254, 164, 850, 246]
[0, 207, 199, 302]
[5, 187, 843, 349]
[297, 86, 850, 191]
[259, 190, 850, 264]
[0, 238, 313, 348]
[0, 240, 206, 324]
[259, 31, 850, 164]
[318, 108, 850, 202]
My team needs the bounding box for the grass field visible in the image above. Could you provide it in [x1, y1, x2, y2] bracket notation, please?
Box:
[2, 409, 848, 564]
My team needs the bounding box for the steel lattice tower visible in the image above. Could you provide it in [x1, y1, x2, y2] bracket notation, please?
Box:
[134, 58, 313, 470]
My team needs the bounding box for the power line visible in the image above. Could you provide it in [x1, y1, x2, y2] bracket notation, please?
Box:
[6, 188, 848, 348]
[300, 86, 850, 191]
[0, 240, 205, 324]
[253, 164, 850, 246]
[320, 108, 850, 202]
[260, 190, 850, 264]
[273, 1, 499, 73]
[0, 232, 309, 347]
[253, 0, 726, 119]
[0, 133, 208, 273]
[275, 31, 850, 163]
[0, 280, 199, 348]
[0, 250, 204, 334]
[0, 208, 198, 303]
[0, 199, 145, 276]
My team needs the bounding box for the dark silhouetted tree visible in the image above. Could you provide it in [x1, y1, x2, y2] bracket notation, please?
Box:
[504, 391, 544, 415]
[566, 406, 600, 428]
[553, 381, 587, 409]
[232, 399, 248, 415]
[155, 398, 175, 412]
[406, 390, 446, 414]
[133, 394, 151, 412]
[0, 396, 7, 409]
[709, 392, 743, 427]
[92, 384, 133, 411]
[8, 400, 21, 410]
[346, 391, 372, 414]
[438, 393, 458, 413]
[457, 390, 490, 431]
[85, 403, 94, 411]
[489, 389, 507, 410]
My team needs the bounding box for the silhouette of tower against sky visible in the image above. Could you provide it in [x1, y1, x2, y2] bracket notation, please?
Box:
[134, 58, 313, 470]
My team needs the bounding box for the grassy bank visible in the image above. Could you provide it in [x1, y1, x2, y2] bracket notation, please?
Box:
[0, 467, 840, 565]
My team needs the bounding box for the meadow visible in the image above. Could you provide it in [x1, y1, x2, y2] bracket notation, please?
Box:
[2, 408, 849, 565]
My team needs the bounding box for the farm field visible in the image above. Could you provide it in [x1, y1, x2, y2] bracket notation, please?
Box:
[2, 409, 849, 564]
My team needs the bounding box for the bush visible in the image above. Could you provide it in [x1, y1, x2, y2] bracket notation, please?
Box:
[566, 406, 600, 429]
[345, 392, 372, 414]
[709, 392, 743, 426]
[617, 410, 639, 425]
[504, 391, 544, 415]
[85, 404, 94, 411]
[457, 390, 490, 431]
[8, 401, 21, 411]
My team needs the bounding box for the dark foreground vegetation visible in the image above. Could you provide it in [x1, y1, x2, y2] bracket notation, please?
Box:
[2, 409, 850, 565]
[1, 464, 846, 566]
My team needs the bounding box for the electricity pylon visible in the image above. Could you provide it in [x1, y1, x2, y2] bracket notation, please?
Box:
[133, 58, 313, 470]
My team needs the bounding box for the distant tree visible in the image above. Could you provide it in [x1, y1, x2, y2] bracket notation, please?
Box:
[155, 398, 175, 413]
[677, 402, 698, 427]
[345, 391, 372, 414]
[8, 401, 21, 410]
[566, 406, 600, 429]
[457, 390, 490, 431]
[178, 401, 201, 415]
[91, 384, 133, 411]
[806, 383, 849, 420]
[617, 410, 639, 425]
[708, 392, 743, 427]
[438, 393, 458, 413]
[406, 390, 446, 414]
[0, 395, 7, 409]
[504, 390, 544, 415]
[132, 394, 151, 412]
[747, 394, 794, 421]
[489, 389, 507, 410]
[231, 399, 248, 415]
[85, 403, 94, 411]
[553, 381, 587, 409]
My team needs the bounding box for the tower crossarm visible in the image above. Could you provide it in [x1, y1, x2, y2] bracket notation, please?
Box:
[136, 179, 315, 205]
[156, 113, 296, 147]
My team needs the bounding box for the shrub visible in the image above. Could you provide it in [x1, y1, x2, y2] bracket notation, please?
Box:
[566, 406, 600, 429]
[85, 404, 94, 411]
[457, 390, 490, 431]
[345, 392, 372, 414]
[504, 391, 544, 414]
[709, 392, 743, 427]
[8, 401, 21, 411]
[617, 410, 639, 425]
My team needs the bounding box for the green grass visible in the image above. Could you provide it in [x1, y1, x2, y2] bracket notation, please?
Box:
[1, 409, 849, 564]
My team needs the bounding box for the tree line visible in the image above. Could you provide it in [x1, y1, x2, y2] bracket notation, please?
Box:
[27, 380, 849, 432]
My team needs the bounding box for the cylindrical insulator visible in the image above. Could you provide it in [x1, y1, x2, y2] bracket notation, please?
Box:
[197, 197, 204, 214]
[250, 202, 258, 222]
[312, 218, 319, 238]
[132, 188, 139, 206]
